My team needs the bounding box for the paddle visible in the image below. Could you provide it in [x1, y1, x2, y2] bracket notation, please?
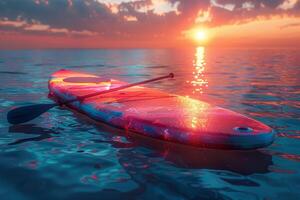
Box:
[7, 73, 174, 124]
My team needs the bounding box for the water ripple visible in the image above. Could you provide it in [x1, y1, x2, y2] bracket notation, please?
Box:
[0, 48, 299, 200]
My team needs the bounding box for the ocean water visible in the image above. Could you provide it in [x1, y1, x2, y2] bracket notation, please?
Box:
[0, 47, 299, 200]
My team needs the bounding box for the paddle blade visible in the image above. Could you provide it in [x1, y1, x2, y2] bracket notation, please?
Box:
[7, 103, 57, 124]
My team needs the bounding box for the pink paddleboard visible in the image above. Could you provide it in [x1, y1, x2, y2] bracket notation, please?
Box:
[48, 69, 275, 149]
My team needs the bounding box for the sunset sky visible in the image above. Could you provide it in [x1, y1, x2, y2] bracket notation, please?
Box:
[0, 0, 300, 49]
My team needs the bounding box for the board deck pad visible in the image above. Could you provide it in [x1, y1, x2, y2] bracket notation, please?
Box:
[48, 69, 275, 149]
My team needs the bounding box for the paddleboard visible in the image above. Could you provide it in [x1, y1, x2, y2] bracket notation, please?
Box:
[48, 69, 275, 149]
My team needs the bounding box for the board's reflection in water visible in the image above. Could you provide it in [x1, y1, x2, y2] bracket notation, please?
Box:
[8, 114, 272, 175]
[85, 115, 273, 176]
[7, 110, 273, 199]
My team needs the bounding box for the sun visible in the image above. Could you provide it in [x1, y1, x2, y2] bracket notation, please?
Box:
[183, 28, 210, 44]
[195, 30, 207, 42]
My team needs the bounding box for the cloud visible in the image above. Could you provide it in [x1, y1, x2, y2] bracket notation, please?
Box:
[0, 0, 114, 31]
[0, 18, 98, 36]
[280, 22, 300, 29]
[0, 19, 27, 27]
[277, 0, 298, 10]
[0, 0, 299, 47]
[123, 15, 138, 21]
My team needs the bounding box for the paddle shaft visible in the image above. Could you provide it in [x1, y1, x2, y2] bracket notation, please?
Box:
[61, 73, 174, 105]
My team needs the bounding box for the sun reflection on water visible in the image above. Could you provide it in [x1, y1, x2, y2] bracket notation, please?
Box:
[189, 46, 208, 95]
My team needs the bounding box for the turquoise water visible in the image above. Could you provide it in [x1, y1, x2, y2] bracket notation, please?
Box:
[0, 47, 299, 200]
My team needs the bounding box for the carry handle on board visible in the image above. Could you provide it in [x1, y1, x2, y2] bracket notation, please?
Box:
[7, 73, 174, 125]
